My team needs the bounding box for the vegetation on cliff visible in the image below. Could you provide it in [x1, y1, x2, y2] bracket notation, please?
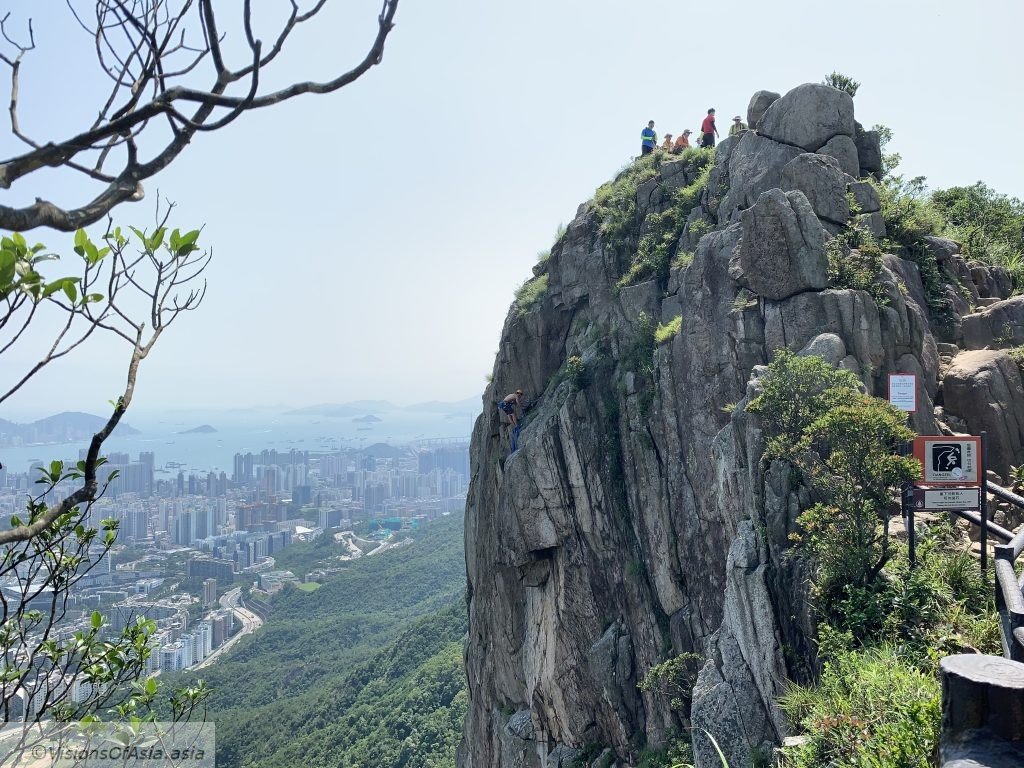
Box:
[590, 147, 714, 290]
[874, 131, 1024, 317]
[748, 352, 999, 767]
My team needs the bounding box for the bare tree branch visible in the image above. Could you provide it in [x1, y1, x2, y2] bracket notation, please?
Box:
[0, 0, 401, 231]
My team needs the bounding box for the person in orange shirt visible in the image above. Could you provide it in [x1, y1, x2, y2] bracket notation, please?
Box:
[661, 134, 674, 152]
[672, 129, 692, 153]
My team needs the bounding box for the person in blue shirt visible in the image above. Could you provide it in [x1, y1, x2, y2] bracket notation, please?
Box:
[641, 121, 657, 156]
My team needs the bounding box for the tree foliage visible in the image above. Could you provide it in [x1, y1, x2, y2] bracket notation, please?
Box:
[823, 71, 860, 97]
[0, 220, 211, 758]
[746, 349, 861, 463]
[794, 396, 919, 592]
[748, 350, 918, 596]
[931, 182, 1024, 284]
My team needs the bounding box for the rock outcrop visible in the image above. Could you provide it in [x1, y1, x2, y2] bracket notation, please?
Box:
[746, 90, 780, 131]
[942, 350, 1024, 478]
[459, 82, 1018, 768]
[729, 189, 827, 299]
[757, 83, 855, 152]
[780, 153, 854, 225]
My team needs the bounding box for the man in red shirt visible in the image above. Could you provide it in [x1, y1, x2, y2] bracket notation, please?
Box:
[700, 108, 719, 148]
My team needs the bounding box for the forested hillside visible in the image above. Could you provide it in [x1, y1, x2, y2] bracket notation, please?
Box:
[185, 513, 467, 768]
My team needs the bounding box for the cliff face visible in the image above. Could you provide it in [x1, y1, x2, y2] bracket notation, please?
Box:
[459, 84, 1020, 768]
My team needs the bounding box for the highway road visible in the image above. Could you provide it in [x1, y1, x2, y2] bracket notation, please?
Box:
[192, 587, 263, 670]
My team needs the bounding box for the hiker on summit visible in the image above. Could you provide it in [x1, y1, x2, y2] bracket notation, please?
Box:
[661, 134, 674, 152]
[641, 121, 657, 156]
[672, 130, 692, 153]
[498, 389, 524, 428]
[700, 108, 719, 148]
[729, 115, 748, 136]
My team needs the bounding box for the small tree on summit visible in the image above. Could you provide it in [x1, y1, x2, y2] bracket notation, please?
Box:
[823, 71, 860, 98]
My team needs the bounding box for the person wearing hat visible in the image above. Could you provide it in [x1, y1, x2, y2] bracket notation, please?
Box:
[729, 115, 748, 137]
[661, 133, 675, 152]
[498, 389, 525, 428]
[672, 129, 692, 154]
[700, 108, 719, 148]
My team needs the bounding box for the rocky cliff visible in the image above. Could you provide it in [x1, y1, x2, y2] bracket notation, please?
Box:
[458, 83, 1022, 768]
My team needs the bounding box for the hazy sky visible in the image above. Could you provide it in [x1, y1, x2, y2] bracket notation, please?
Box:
[1, 0, 1022, 419]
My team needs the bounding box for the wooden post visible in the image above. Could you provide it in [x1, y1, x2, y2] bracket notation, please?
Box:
[940, 654, 1024, 765]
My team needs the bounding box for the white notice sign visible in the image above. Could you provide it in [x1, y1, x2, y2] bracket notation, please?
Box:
[888, 373, 917, 412]
[913, 487, 981, 511]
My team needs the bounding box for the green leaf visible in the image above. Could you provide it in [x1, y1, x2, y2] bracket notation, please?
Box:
[73, 228, 88, 256]
[0, 250, 14, 287]
[62, 280, 78, 304]
[91, 611, 102, 629]
[41, 277, 78, 299]
[175, 229, 201, 256]
[148, 227, 166, 252]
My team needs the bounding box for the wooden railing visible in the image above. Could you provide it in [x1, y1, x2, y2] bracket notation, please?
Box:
[929, 480, 1024, 764]
[989, 482, 1024, 662]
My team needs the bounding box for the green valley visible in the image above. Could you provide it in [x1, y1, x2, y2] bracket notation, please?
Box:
[183, 513, 467, 768]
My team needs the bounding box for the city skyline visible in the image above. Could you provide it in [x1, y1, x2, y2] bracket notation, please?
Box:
[0, 432, 470, 688]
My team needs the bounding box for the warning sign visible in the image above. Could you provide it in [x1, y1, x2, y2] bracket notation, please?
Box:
[912, 486, 981, 511]
[888, 373, 918, 412]
[913, 436, 982, 486]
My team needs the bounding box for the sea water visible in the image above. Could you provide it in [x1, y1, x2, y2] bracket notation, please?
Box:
[0, 406, 478, 476]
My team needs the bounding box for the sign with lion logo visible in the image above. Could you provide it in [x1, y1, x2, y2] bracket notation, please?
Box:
[912, 436, 982, 485]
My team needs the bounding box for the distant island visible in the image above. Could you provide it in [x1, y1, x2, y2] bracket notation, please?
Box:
[179, 424, 218, 434]
[352, 414, 382, 423]
[0, 411, 139, 448]
[286, 397, 481, 418]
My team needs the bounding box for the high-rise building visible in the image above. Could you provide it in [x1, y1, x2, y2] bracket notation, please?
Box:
[187, 558, 234, 584]
[174, 511, 193, 546]
[193, 505, 214, 540]
[124, 505, 149, 543]
[202, 578, 217, 608]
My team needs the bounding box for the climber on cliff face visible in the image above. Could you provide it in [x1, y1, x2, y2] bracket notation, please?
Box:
[730, 115, 748, 136]
[498, 390, 524, 428]
[700, 108, 719, 148]
[641, 121, 657, 156]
